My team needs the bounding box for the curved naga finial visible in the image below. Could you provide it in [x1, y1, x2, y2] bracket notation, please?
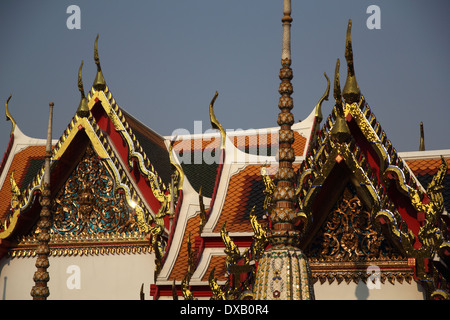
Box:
[94, 34, 101, 70]
[314, 72, 330, 124]
[261, 163, 275, 212]
[209, 91, 226, 150]
[410, 156, 448, 249]
[10, 170, 21, 209]
[169, 136, 184, 191]
[93, 34, 106, 91]
[181, 273, 197, 300]
[78, 60, 85, 97]
[220, 221, 240, 269]
[5, 94, 16, 135]
[249, 206, 268, 260]
[198, 186, 207, 233]
[208, 268, 227, 300]
[77, 60, 89, 117]
[342, 19, 361, 104]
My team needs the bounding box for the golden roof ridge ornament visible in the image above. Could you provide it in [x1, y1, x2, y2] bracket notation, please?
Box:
[209, 91, 226, 150]
[331, 58, 351, 143]
[93, 34, 106, 91]
[333, 58, 342, 107]
[5, 94, 16, 135]
[314, 72, 330, 124]
[419, 122, 425, 151]
[77, 60, 89, 117]
[342, 20, 361, 104]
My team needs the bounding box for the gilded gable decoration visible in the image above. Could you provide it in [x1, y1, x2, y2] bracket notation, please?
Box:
[52, 145, 138, 235]
[307, 184, 403, 262]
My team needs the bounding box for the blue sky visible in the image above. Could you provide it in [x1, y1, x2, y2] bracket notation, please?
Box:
[0, 0, 449, 155]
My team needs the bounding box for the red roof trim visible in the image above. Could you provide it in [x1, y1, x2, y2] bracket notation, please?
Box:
[0, 134, 14, 177]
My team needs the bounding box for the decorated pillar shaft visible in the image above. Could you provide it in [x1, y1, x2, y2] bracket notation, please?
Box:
[253, 0, 315, 300]
[270, 0, 299, 246]
[30, 102, 53, 300]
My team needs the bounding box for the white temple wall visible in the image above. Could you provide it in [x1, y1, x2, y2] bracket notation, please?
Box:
[313, 280, 426, 300]
[0, 253, 155, 300]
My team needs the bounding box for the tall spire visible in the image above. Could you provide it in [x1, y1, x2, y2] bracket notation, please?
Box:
[281, 0, 292, 61]
[30, 102, 53, 300]
[253, 0, 315, 300]
[271, 0, 297, 243]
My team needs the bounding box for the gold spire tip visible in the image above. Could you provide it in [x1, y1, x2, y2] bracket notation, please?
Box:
[342, 19, 361, 104]
[93, 34, 106, 91]
[77, 60, 89, 117]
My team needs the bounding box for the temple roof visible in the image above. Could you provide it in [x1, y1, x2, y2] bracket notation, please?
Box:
[0, 29, 449, 300]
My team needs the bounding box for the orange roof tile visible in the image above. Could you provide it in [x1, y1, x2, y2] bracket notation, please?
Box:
[212, 162, 300, 234]
[405, 157, 450, 176]
[0, 146, 46, 222]
[168, 214, 201, 280]
[173, 137, 221, 152]
[213, 165, 264, 234]
[173, 131, 307, 156]
[201, 255, 228, 282]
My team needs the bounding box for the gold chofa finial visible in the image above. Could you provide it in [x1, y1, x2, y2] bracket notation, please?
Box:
[77, 61, 89, 117]
[333, 59, 342, 105]
[419, 122, 425, 151]
[342, 20, 361, 104]
[93, 34, 106, 91]
[314, 72, 330, 124]
[5, 94, 16, 135]
[209, 91, 226, 150]
[331, 59, 351, 143]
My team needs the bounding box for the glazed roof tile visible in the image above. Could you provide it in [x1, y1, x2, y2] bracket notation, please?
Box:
[171, 131, 306, 199]
[168, 214, 201, 281]
[0, 146, 46, 222]
[172, 131, 306, 157]
[201, 255, 227, 282]
[405, 158, 450, 176]
[213, 165, 267, 234]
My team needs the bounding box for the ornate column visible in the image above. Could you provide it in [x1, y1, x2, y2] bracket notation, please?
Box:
[271, 0, 298, 246]
[253, 0, 315, 300]
[30, 102, 53, 300]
